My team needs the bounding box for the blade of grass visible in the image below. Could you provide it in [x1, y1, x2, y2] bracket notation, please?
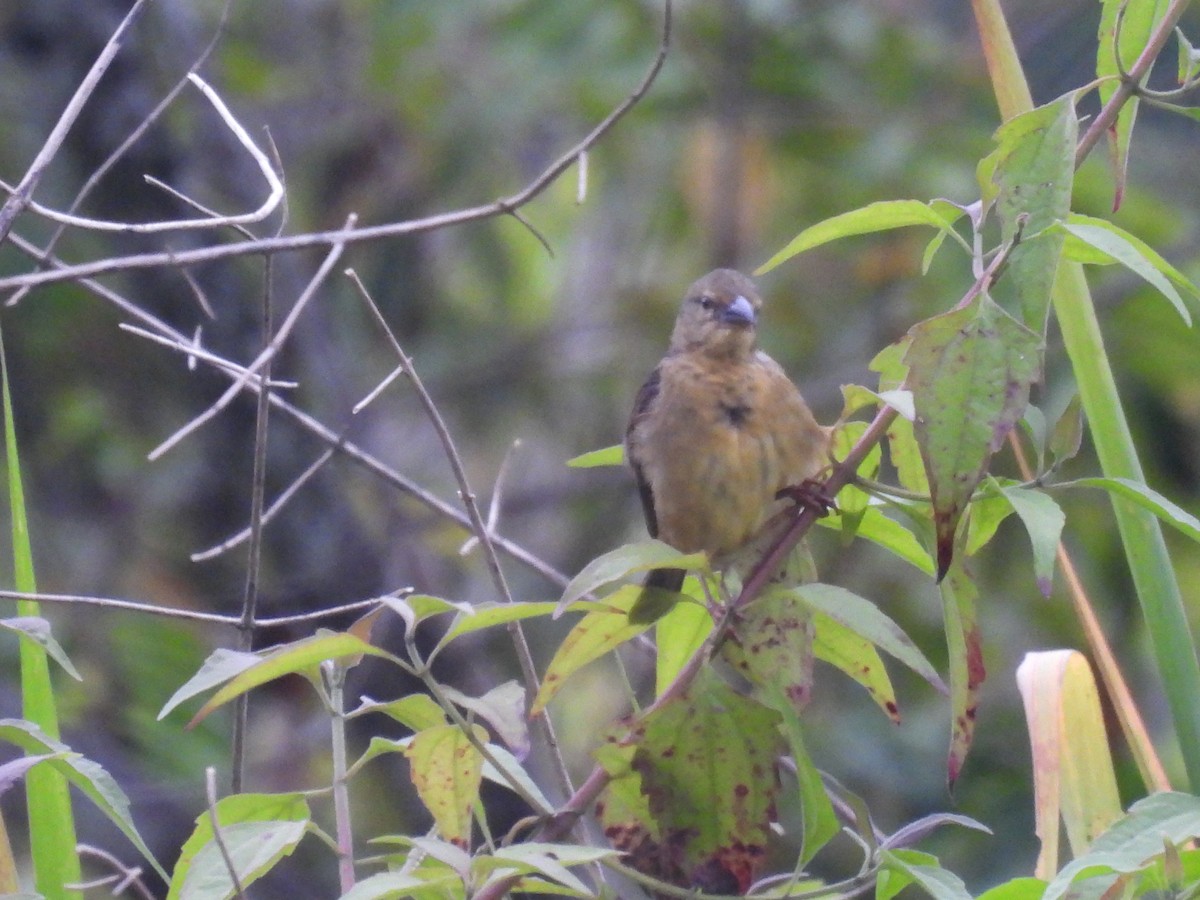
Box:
[971, 0, 1200, 791]
[0, 328, 83, 899]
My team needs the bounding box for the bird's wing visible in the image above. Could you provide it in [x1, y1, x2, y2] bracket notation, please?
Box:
[626, 365, 663, 538]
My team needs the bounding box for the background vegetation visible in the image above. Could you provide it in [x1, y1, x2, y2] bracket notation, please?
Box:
[1, 0, 1199, 896]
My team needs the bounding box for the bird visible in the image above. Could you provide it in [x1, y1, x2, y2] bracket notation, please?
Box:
[624, 268, 830, 624]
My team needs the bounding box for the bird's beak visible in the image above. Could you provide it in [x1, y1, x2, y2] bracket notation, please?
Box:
[722, 294, 757, 326]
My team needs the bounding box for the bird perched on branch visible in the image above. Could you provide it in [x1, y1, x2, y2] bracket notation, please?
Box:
[625, 268, 831, 623]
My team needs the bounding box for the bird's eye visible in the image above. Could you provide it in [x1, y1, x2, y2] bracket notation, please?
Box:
[696, 296, 715, 310]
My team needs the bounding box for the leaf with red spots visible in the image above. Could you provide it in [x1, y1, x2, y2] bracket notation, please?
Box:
[721, 587, 816, 713]
[941, 560, 985, 790]
[905, 294, 1042, 579]
[812, 610, 901, 724]
[405, 723, 487, 849]
[626, 669, 783, 893]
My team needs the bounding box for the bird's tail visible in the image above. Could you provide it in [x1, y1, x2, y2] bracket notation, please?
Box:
[628, 567, 686, 624]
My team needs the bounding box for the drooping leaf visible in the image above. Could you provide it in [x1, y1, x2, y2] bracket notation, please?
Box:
[771, 685, 839, 866]
[905, 294, 1043, 577]
[757, 200, 962, 274]
[880, 849, 973, 900]
[405, 724, 487, 849]
[1073, 476, 1200, 543]
[439, 681, 529, 759]
[795, 583, 945, 692]
[819, 507, 935, 578]
[655, 584, 714, 696]
[1049, 392, 1084, 466]
[474, 844, 619, 896]
[1058, 217, 1197, 324]
[0, 618, 80, 681]
[184, 633, 399, 727]
[631, 669, 782, 894]
[349, 694, 447, 732]
[0, 720, 167, 882]
[984, 94, 1078, 329]
[532, 585, 649, 715]
[167, 792, 309, 900]
[1017, 650, 1122, 881]
[438, 601, 562, 648]
[812, 610, 900, 722]
[1000, 486, 1066, 596]
[554, 540, 708, 616]
[336, 870, 459, 900]
[940, 561, 984, 789]
[480, 743, 554, 815]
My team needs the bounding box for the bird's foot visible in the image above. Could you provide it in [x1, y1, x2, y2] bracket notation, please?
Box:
[776, 479, 836, 517]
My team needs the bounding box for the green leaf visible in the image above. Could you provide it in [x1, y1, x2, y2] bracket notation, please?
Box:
[985, 94, 1078, 329]
[812, 610, 900, 722]
[1, 326, 82, 899]
[1097, 0, 1170, 209]
[167, 792, 309, 900]
[633, 669, 782, 893]
[475, 844, 618, 896]
[337, 870, 460, 900]
[439, 681, 529, 757]
[905, 294, 1043, 577]
[349, 694, 447, 732]
[723, 587, 815, 712]
[975, 878, 1051, 900]
[439, 601, 561, 647]
[184, 633, 399, 727]
[1178, 27, 1200, 83]
[480, 743, 554, 814]
[533, 585, 649, 714]
[159, 648, 260, 720]
[654, 582, 714, 695]
[1049, 392, 1084, 466]
[406, 724, 486, 849]
[1045, 792, 1200, 900]
[1001, 486, 1065, 596]
[794, 583, 945, 692]
[940, 561, 983, 789]
[554, 539, 708, 616]
[881, 849, 973, 900]
[1058, 216, 1196, 324]
[0, 720, 168, 883]
[772, 689, 838, 866]
[757, 200, 961, 274]
[1072, 476, 1200, 543]
[0, 618, 79, 681]
[820, 507, 934, 577]
[566, 444, 624, 468]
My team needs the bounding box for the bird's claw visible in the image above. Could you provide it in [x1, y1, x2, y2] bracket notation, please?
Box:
[776, 478, 836, 517]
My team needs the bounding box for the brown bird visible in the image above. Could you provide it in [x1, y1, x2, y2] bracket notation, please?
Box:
[625, 269, 830, 623]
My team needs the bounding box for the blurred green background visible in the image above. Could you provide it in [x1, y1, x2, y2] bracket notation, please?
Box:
[1, 0, 1199, 895]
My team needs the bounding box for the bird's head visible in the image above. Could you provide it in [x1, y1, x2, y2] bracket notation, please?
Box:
[669, 268, 762, 358]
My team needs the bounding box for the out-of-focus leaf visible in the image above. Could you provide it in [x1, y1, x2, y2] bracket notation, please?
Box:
[880, 849, 973, 900]
[336, 871, 459, 900]
[0, 720, 167, 881]
[1044, 793, 1200, 900]
[771, 686, 838, 866]
[655, 581, 713, 696]
[1050, 393, 1084, 465]
[975, 877, 1051, 900]
[532, 585, 648, 715]
[881, 812, 992, 851]
[475, 844, 618, 896]
[439, 681, 529, 758]
[1017, 650, 1122, 880]
[1178, 27, 1200, 82]
[723, 587, 815, 712]
[1073, 476, 1200, 543]
[758, 200, 961, 274]
[480, 743, 554, 814]
[566, 444, 624, 468]
[905, 294, 1042, 578]
[349, 694, 446, 732]
[819, 507, 934, 577]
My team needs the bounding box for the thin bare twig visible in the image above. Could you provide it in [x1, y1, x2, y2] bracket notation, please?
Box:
[71, 845, 156, 900]
[205, 767, 247, 899]
[0, 0, 152, 244]
[1, 74, 282, 236]
[148, 213, 357, 460]
[0, 0, 673, 295]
